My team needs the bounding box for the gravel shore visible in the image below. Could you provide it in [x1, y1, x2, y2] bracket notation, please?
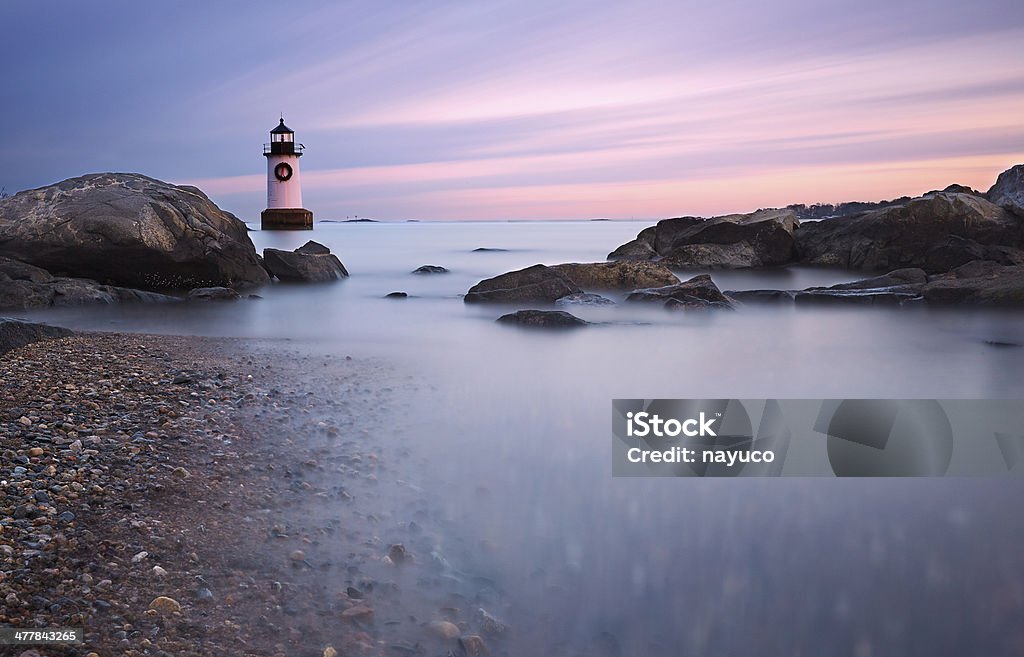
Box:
[0, 332, 496, 657]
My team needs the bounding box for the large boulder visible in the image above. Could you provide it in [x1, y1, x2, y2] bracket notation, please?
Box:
[0, 173, 270, 289]
[0, 318, 73, 356]
[496, 309, 589, 328]
[609, 209, 799, 269]
[921, 261, 1024, 306]
[464, 264, 581, 304]
[795, 192, 1024, 273]
[625, 274, 735, 309]
[549, 261, 678, 289]
[263, 241, 349, 282]
[987, 164, 1024, 218]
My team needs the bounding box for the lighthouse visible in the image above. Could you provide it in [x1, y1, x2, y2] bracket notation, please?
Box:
[261, 118, 313, 230]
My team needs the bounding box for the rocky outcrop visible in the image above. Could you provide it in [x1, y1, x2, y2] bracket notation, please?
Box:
[464, 265, 580, 304]
[496, 309, 588, 328]
[412, 265, 449, 274]
[549, 261, 678, 289]
[987, 164, 1024, 218]
[0, 318, 73, 356]
[625, 274, 735, 309]
[609, 209, 799, 269]
[187, 286, 241, 301]
[0, 173, 269, 289]
[921, 261, 1024, 306]
[795, 193, 1024, 273]
[263, 241, 349, 282]
[0, 256, 180, 309]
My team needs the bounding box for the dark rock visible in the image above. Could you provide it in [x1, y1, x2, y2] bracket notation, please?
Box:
[412, 265, 449, 274]
[0, 319, 73, 356]
[921, 261, 1024, 305]
[472, 247, 508, 252]
[385, 291, 408, 298]
[823, 268, 928, 290]
[187, 286, 241, 301]
[0, 272, 180, 309]
[795, 193, 1024, 273]
[464, 264, 580, 304]
[294, 240, 331, 255]
[549, 261, 678, 289]
[724, 289, 796, 303]
[0, 173, 269, 289]
[987, 163, 1024, 217]
[0, 256, 53, 283]
[496, 309, 589, 328]
[556, 292, 615, 306]
[794, 289, 919, 306]
[625, 274, 735, 309]
[609, 209, 799, 269]
[263, 243, 349, 282]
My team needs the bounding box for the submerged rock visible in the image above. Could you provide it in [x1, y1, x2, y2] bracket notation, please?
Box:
[412, 265, 449, 274]
[263, 241, 349, 282]
[496, 309, 589, 328]
[550, 261, 678, 289]
[465, 264, 580, 303]
[0, 172, 269, 289]
[626, 274, 734, 309]
[458, 635, 490, 657]
[609, 208, 799, 269]
[386, 291, 408, 298]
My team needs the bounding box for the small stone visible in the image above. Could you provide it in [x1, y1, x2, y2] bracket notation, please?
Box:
[459, 635, 490, 657]
[475, 608, 508, 636]
[341, 604, 374, 622]
[323, 648, 338, 657]
[27, 447, 43, 457]
[69, 440, 83, 453]
[387, 544, 408, 563]
[148, 596, 182, 614]
[18, 416, 32, 426]
[289, 549, 306, 562]
[171, 467, 189, 478]
[58, 511, 76, 522]
[428, 620, 460, 640]
[196, 587, 214, 603]
[151, 565, 168, 577]
[131, 551, 149, 564]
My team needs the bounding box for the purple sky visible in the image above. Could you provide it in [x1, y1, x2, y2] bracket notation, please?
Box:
[3, 1, 1023, 220]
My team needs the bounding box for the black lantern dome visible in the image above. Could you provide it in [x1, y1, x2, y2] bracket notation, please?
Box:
[265, 118, 303, 156]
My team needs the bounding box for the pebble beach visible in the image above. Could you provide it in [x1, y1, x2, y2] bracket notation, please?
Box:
[0, 332, 491, 657]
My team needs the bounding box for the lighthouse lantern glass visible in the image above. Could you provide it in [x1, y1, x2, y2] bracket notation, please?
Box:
[272, 132, 293, 143]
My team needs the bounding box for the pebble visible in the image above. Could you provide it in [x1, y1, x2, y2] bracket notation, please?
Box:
[428, 620, 460, 640]
[341, 604, 375, 622]
[148, 596, 182, 614]
[459, 635, 490, 657]
[151, 565, 168, 577]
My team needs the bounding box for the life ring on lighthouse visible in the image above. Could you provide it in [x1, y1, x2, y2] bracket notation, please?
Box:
[274, 162, 293, 181]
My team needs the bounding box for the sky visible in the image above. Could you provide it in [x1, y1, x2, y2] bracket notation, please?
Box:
[2, 0, 1023, 221]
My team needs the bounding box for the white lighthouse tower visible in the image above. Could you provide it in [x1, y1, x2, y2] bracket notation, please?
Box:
[261, 118, 313, 230]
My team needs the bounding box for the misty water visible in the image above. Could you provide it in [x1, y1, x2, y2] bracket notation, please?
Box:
[14, 220, 1024, 655]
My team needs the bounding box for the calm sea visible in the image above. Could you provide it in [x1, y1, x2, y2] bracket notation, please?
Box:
[13, 220, 1024, 656]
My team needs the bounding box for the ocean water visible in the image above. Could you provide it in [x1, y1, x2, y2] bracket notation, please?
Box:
[14, 220, 1024, 655]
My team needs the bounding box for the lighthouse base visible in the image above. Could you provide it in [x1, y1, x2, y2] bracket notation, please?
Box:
[261, 208, 313, 230]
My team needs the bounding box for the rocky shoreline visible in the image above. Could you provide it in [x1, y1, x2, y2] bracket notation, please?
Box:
[1, 330, 504, 657]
